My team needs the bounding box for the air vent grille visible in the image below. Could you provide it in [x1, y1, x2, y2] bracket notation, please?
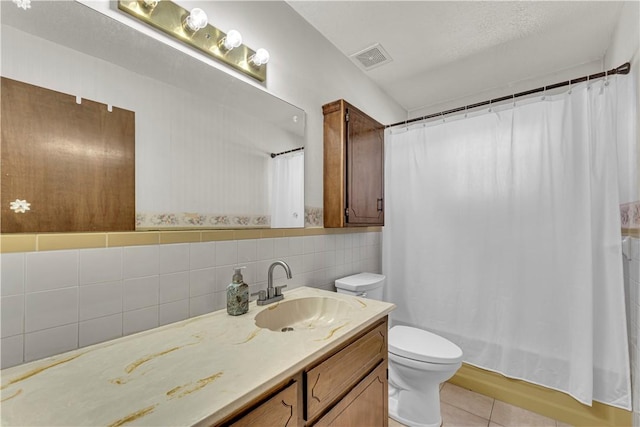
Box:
[350, 43, 392, 70]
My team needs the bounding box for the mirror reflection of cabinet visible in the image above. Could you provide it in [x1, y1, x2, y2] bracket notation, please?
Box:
[1, 77, 135, 233]
[323, 100, 384, 228]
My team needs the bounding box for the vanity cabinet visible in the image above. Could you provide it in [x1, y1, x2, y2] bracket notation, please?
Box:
[218, 317, 388, 427]
[323, 99, 384, 227]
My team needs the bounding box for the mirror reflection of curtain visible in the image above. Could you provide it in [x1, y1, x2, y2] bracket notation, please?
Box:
[271, 151, 304, 228]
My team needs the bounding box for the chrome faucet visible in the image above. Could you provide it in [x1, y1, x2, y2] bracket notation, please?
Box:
[253, 260, 292, 306]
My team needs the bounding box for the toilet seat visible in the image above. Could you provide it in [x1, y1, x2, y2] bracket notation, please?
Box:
[389, 326, 463, 364]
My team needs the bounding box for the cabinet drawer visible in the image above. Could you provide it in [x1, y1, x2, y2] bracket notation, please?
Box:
[305, 320, 387, 421]
[229, 381, 299, 427]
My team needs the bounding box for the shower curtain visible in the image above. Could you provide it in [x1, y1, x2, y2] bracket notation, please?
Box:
[383, 75, 635, 409]
[271, 151, 304, 228]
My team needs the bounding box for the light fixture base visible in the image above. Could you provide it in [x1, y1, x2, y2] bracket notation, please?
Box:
[118, 0, 266, 82]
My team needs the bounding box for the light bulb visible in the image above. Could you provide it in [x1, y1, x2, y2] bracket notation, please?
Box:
[249, 48, 270, 66]
[184, 8, 208, 32]
[142, 0, 159, 9]
[221, 30, 242, 51]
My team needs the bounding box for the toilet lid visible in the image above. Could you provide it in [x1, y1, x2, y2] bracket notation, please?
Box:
[389, 326, 463, 364]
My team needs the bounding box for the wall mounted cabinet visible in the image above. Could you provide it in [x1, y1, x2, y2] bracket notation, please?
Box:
[323, 99, 384, 227]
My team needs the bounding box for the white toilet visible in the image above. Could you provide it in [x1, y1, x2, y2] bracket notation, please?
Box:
[335, 273, 463, 427]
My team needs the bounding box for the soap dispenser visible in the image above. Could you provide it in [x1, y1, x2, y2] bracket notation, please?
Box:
[227, 266, 248, 316]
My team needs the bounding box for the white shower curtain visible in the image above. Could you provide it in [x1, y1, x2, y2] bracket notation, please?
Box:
[383, 76, 634, 409]
[271, 151, 304, 228]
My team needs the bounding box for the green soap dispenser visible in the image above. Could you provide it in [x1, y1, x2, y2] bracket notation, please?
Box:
[227, 266, 248, 316]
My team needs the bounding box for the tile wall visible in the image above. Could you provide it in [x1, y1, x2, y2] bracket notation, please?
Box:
[624, 236, 640, 427]
[0, 232, 382, 369]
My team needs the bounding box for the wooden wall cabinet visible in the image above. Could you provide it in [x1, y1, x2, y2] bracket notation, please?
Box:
[323, 99, 384, 227]
[219, 317, 388, 427]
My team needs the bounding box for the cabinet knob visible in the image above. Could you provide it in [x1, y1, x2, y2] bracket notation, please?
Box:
[377, 198, 383, 211]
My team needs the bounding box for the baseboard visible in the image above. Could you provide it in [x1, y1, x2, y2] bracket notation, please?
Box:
[449, 363, 632, 427]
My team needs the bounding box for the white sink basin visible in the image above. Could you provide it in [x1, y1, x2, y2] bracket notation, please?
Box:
[254, 297, 352, 332]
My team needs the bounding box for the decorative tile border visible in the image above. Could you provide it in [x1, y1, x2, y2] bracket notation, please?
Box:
[621, 201, 640, 229]
[136, 212, 270, 229]
[136, 207, 324, 229]
[305, 206, 323, 227]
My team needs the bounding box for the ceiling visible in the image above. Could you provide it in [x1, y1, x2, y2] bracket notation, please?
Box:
[286, 1, 626, 114]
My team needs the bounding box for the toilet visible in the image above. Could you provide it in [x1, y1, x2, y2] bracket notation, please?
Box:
[335, 273, 463, 427]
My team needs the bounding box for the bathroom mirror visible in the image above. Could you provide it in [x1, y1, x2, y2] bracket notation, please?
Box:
[1, 1, 305, 229]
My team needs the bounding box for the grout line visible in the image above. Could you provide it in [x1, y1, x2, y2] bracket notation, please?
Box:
[489, 398, 496, 422]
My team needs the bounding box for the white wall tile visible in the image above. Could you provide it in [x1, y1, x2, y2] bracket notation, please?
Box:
[302, 236, 315, 254]
[314, 235, 326, 253]
[123, 306, 158, 335]
[122, 246, 159, 279]
[212, 291, 226, 312]
[190, 293, 216, 317]
[325, 235, 336, 251]
[289, 236, 303, 255]
[287, 255, 303, 279]
[303, 253, 316, 273]
[159, 300, 189, 326]
[26, 250, 78, 292]
[189, 242, 215, 270]
[273, 238, 289, 258]
[237, 239, 257, 263]
[1, 295, 24, 338]
[215, 241, 237, 266]
[257, 238, 274, 261]
[79, 281, 122, 321]
[24, 323, 78, 363]
[159, 272, 189, 304]
[1, 252, 25, 296]
[1, 334, 24, 368]
[25, 288, 78, 333]
[190, 268, 215, 297]
[79, 247, 122, 285]
[159, 244, 190, 274]
[123, 276, 159, 311]
[79, 314, 122, 347]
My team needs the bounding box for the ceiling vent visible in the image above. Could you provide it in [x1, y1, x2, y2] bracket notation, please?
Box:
[349, 43, 392, 71]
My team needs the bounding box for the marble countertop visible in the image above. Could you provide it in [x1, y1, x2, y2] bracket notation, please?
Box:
[0, 287, 395, 426]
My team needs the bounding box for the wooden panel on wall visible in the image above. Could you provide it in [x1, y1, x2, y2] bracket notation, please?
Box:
[1, 77, 135, 232]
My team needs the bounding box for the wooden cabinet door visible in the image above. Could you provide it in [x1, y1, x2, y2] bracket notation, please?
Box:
[228, 382, 299, 427]
[346, 106, 384, 226]
[323, 99, 384, 228]
[313, 362, 388, 427]
[305, 320, 387, 422]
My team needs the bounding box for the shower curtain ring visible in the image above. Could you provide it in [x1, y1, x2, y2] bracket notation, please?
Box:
[542, 86, 547, 101]
[464, 105, 468, 118]
[488, 99, 492, 113]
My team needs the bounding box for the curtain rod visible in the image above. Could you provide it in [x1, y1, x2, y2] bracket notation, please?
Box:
[387, 62, 631, 129]
[270, 146, 304, 158]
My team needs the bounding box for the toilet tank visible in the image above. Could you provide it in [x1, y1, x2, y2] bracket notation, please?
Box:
[335, 273, 385, 300]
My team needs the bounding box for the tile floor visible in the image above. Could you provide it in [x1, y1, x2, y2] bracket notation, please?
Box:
[388, 383, 572, 427]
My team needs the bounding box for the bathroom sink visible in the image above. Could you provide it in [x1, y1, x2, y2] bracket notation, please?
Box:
[254, 297, 352, 332]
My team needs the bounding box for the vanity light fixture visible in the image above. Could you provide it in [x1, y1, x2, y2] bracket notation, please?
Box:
[12, 0, 31, 10]
[220, 29, 242, 52]
[183, 7, 208, 33]
[249, 48, 270, 67]
[142, 0, 159, 10]
[117, 0, 268, 82]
